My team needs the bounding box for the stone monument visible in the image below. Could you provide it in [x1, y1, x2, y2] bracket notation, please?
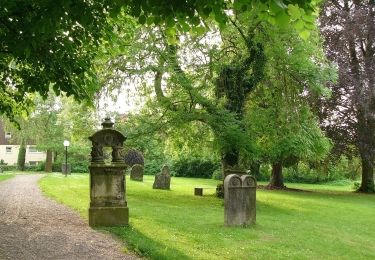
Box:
[130, 164, 144, 181]
[153, 165, 171, 189]
[88, 117, 128, 226]
[224, 174, 256, 226]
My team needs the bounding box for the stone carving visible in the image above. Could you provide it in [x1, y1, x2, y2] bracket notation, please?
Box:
[90, 142, 104, 163]
[224, 174, 256, 226]
[130, 164, 144, 181]
[88, 117, 128, 226]
[112, 145, 124, 163]
[153, 165, 171, 190]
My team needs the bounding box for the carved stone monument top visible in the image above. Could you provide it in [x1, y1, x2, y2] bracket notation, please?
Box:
[88, 117, 127, 164]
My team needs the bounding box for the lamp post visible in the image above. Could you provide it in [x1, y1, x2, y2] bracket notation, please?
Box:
[63, 140, 70, 176]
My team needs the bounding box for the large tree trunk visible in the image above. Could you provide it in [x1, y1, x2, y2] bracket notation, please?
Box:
[358, 2, 375, 193]
[268, 162, 285, 188]
[358, 157, 374, 192]
[44, 149, 53, 173]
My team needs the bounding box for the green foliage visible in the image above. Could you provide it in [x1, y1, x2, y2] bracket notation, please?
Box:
[115, 113, 168, 175]
[245, 24, 335, 171]
[172, 158, 220, 179]
[17, 141, 26, 171]
[0, 1, 107, 122]
[41, 174, 375, 259]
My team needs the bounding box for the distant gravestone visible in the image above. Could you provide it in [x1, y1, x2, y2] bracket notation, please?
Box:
[130, 164, 144, 181]
[224, 174, 256, 226]
[153, 165, 171, 189]
[88, 117, 128, 226]
[61, 163, 71, 175]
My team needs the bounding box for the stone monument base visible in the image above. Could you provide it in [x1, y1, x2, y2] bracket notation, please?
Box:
[89, 206, 129, 226]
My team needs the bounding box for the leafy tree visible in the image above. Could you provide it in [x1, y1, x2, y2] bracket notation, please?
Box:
[17, 139, 26, 171]
[1, 0, 321, 122]
[319, 0, 375, 193]
[245, 24, 334, 188]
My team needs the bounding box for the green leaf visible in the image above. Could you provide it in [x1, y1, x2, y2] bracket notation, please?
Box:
[275, 11, 290, 29]
[299, 29, 310, 40]
[287, 4, 301, 21]
[293, 19, 305, 31]
[138, 15, 146, 25]
[194, 26, 206, 36]
[269, 0, 284, 14]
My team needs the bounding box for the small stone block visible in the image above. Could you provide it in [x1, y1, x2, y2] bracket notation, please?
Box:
[89, 206, 129, 226]
[194, 188, 203, 196]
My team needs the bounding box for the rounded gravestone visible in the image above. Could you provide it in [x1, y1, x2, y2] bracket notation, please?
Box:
[130, 164, 144, 181]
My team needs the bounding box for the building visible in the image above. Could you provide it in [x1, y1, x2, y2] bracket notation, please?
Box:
[0, 121, 45, 165]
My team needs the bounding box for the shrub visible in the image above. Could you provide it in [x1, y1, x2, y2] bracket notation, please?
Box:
[124, 149, 144, 166]
[173, 158, 220, 179]
[17, 142, 26, 171]
[212, 168, 223, 180]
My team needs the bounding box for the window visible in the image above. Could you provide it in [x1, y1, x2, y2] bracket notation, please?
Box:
[28, 161, 38, 166]
[5, 132, 11, 139]
[6, 146, 12, 153]
[28, 146, 38, 153]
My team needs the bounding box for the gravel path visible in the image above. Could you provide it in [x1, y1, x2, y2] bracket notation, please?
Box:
[0, 174, 137, 260]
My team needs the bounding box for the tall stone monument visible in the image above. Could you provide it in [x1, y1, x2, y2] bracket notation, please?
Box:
[88, 118, 128, 226]
[224, 174, 256, 226]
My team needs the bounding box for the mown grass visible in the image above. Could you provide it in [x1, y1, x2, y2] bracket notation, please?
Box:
[0, 172, 14, 182]
[40, 174, 375, 259]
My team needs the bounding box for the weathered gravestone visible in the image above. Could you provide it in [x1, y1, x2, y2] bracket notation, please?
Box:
[224, 174, 256, 226]
[153, 165, 171, 189]
[88, 117, 128, 226]
[130, 164, 144, 181]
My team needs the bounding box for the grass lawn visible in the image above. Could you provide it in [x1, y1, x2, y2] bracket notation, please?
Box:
[39, 174, 375, 259]
[0, 173, 14, 182]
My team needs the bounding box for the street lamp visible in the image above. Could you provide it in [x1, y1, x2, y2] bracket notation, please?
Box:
[63, 140, 70, 176]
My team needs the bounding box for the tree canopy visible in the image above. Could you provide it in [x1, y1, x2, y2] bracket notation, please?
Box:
[1, 0, 321, 122]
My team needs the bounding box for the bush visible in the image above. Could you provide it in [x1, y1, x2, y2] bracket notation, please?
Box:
[124, 149, 144, 166]
[212, 168, 223, 180]
[173, 158, 220, 179]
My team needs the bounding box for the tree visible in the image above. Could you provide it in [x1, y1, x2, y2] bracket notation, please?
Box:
[244, 24, 334, 188]
[17, 140, 26, 171]
[319, 0, 375, 193]
[1, 0, 321, 122]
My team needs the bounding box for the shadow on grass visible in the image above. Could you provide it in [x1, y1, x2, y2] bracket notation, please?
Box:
[101, 225, 191, 260]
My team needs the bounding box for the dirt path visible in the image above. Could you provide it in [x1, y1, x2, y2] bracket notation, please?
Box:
[0, 174, 137, 260]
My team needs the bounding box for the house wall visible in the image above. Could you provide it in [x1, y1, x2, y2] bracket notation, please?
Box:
[0, 145, 46, 165]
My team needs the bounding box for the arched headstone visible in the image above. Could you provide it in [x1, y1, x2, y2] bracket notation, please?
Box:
[224, 174, 256, 226]
[88, 117, 128, 226]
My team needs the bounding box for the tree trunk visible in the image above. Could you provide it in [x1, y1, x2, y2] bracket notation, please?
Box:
[268, 162, 285, 188]
[44, 149, 53, 173]
[221, 149, 240, 179]
[249, 161, 261, 178]
[358, 157, 374, 193]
